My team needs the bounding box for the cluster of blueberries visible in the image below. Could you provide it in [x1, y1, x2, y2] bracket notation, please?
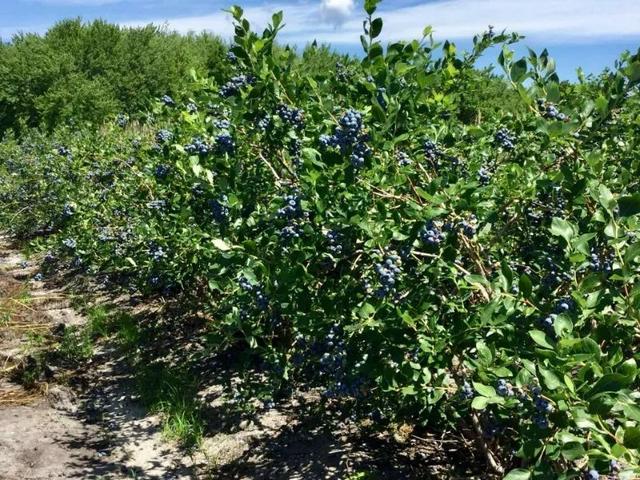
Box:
[277, 192, 303, 219]
[209, 195, 229, 223]
[531, 386, 553, 429]
[589, 247, 615, 274]
[219, 74, 255, 98]
[373, 254, 402, 298]
[537, 99, 568, 121]
[214, 119, 231, 129]
[154, 164, 170, 179]
[420, 221, 445, 246]
[538, 313, 557, 333]
[277, 192, 306, 242]
[319, 109, 372, 168]
[458, 217, 477, 238]
[542, 256, 572, 289]
[460, 381, 474, 400]
[215, 132, 235, 155]
[477, 166, 492, 185]
[583, 460, 622, 480]
[226, 51, 237, 63]
[335, 62, 350, 82]
[148, 242, 167, 262]
[186, 102, 198, 114]
[325, 230, 344, 255]
[238, 276, 269, 311]
[396, 151, 412, 166]
[288, 138, 303, 168]
[116, 114, 128, 128]
[460, 379, 554, 431]
[276, 104, 304, 129]
[161, 95, 175, 107]
[257, 114, 271, 132]
[279, 223, 303, 242]
[184, 137, 211, 156]
[155, 129, 173, 144]
[61, 203, 75, 219]
[541, 185, 567, 217]
[316, 324, 363, 399]
[495, 127, 516, 150]
[554, 297, 575, 314]
[147, 199, 167, 210]
[496, 378, 514, 397]
[423, 139, 443, 166]
[57, 146, 72, 159]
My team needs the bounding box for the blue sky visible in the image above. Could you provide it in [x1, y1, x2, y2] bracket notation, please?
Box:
[1, 0, 639, 79]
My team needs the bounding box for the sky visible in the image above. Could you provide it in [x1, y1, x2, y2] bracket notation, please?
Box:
[1, 0, 639, 79]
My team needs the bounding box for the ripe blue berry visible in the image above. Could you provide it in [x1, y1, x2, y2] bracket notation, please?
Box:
[495, 128, 515, 150]
[209, 195, 230, 223]
[585, 470, 599, 480]
[460, 381, 474, 400]
[161, 95, 175, 106]
[155, 129, 173, 144]
[420, 221, 444, 246]
[396, 151, 412, 166]
[154, 164, 170, 179]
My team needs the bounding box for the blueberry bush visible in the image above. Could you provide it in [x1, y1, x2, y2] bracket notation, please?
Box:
[1, 2, 640, 478]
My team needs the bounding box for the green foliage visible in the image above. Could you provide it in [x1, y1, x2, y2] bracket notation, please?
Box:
[135, 364, 204, 447]
[57, 325, 94, 361]
[1, 3, 640, 478]
[0, 19, 230, 135]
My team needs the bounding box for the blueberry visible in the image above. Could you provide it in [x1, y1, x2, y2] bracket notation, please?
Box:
[495, 128, 515, 150]
[585, 469, 599, 480]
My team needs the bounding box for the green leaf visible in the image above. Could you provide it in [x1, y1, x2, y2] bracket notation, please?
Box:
[617, 359, 637, 380]
[473, 382, 496, 398]
[618, 194, 640, 217]
[587, 373, 633, 398]
[561, 442, 586, 460]
[510, 58, 528, 83]
[503, 469, 531, 480]
[519, 274, 532, 298]
[358, 302, 376, 319]
[471, 396, 490, 410]
[598, 184, 616, 212]
[271, 10, 283, 29]
[539, 367, 562, 390]
[623, 427, 640, 449]
[370, 18, 383, 38]
[553, 315, 573, 338]
[550, 217, 577, 245]
[364, 0, 379, 15]
[368, 43, 383, 59]
[625, 61, 640, 82]
[476, 341, 493, 364]
[401, 385, 417, 395]
[529, 330, 554, 349]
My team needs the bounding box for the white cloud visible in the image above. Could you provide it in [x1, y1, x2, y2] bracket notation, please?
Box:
[320, 0, 355, 26]
[6, 0, 640, 45]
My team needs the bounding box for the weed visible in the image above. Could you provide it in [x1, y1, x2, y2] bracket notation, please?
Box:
[135, 364, 204, 447]
[57, 326, 93, 362]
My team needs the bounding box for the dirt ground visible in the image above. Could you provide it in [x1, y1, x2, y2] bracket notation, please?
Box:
[0, 236, 482, 480]
[0, 237, 194, 480]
